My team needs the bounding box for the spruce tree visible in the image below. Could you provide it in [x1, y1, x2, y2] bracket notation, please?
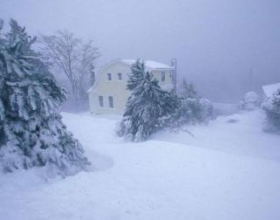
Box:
[117, 60, 176, 141]
[0, 20, 89, 176]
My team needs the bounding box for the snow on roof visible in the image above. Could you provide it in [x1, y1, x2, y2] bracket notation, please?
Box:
[262, 83, 280, 97]
[121, 59, 173, 70]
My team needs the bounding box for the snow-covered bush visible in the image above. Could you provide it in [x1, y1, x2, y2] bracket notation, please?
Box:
[198, 98, 214, 122]
[117, 60, 176, 141]
[178, 80, 197, 99]
[0, 20, 89, 176]
[172, 97, 213, 126]
[262, 89, 280, 133]
[172, 80, 214, 126]
[239, 91, 261, 111]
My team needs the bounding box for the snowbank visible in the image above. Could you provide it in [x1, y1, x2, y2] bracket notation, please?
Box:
[0, 111, 280, 220]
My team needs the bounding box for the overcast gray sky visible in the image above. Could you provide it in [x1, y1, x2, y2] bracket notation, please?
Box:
[1, 0, 280, 102]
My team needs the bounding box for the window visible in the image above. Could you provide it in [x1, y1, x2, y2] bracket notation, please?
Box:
[161, 71, 165, 82]
[117, 73, 122, 80]
[107, 73, 112, 81]
[108, 96, 114, 108]
[98, 96, 104, 107]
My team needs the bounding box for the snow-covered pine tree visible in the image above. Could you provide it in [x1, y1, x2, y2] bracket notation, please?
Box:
[0, 20, 89, 176]
[117, 60, 176, 141]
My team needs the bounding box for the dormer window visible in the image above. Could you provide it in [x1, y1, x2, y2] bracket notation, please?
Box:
[117, 73, 122, 80]
[161, 71, 165, 82]
[107, 73, 112, 81]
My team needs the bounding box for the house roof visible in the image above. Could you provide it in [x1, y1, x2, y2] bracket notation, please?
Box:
[262, 83, 280, 98]
[121, 59, 173, 70]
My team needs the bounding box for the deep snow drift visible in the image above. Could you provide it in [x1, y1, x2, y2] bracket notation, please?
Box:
[0, 110, 280, 220]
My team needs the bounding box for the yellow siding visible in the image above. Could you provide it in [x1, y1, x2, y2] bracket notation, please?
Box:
[89, 61, 174, 115]
[152, 70, 173, 89]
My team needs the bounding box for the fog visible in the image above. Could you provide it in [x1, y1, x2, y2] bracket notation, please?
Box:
[1, 0, 280, 102]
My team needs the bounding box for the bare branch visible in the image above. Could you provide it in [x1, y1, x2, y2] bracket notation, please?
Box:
[39, 30, 99, 102]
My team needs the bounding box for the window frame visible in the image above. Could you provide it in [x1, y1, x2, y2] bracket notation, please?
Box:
[108, 96, 114, 108]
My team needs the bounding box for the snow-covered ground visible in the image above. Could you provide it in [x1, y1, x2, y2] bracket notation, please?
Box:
[0, 110, 280, 220]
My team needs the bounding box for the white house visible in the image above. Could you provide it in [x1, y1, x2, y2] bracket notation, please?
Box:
[88, 59, 176, 115]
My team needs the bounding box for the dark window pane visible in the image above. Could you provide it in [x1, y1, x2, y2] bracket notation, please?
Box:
[161, 71, 165, 82]
[118, 73, 122, 80]
[107, 73, 112, 81]
[109, 96, 114, 108]
[98, 96, 103, 107]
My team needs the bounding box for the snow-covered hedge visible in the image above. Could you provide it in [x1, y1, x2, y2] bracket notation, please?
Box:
[262, 89, 280, 133]
[169, 97, 213, 127]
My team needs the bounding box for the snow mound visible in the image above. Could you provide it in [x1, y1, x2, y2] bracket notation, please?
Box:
[0, 111, 280, 220]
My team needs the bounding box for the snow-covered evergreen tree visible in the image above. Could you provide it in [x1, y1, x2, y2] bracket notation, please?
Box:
[0, 20, 89, 176]
[262, 89, 280, 133]
[117, 60, 176, 141]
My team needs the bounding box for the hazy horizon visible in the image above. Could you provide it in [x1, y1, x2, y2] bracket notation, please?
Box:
[1, 0, 280, 102]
